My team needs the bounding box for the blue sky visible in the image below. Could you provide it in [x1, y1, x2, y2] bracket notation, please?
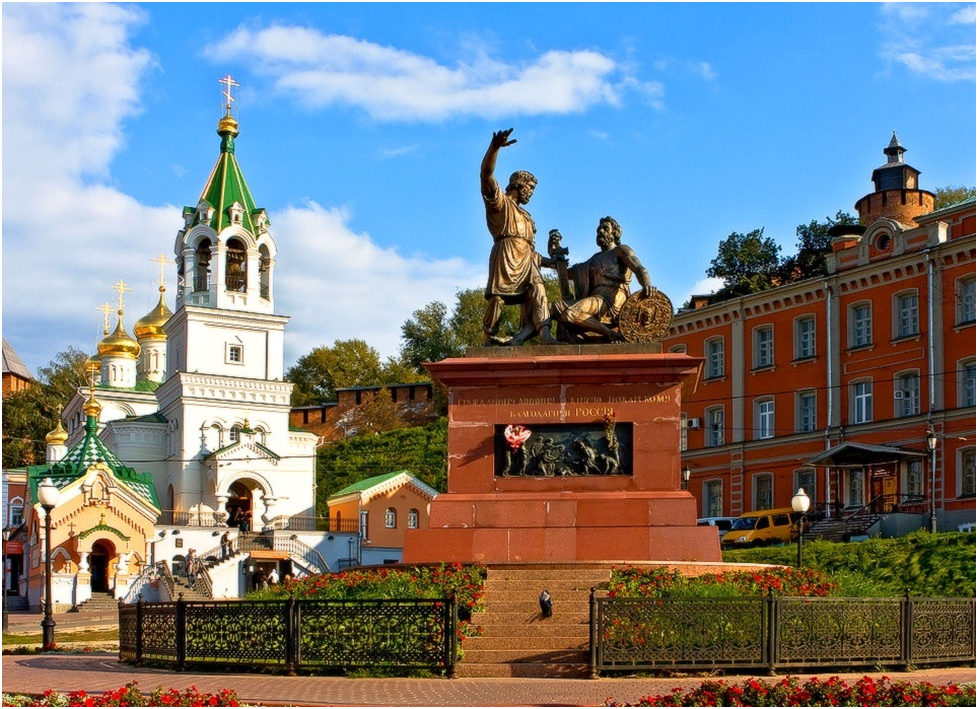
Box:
[2, 2, 975, 375]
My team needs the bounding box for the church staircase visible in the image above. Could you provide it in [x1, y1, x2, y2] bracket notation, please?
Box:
[456, 565, 610, 678]
[76, 590, 120, 612]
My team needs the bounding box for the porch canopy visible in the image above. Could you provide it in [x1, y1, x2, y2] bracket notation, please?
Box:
[806, 441, 928, 468]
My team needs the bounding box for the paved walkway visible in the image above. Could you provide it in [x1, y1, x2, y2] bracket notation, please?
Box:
[4, 610, 975, 706]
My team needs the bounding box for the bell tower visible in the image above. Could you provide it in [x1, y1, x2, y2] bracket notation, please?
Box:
[854, 132, 936, 226]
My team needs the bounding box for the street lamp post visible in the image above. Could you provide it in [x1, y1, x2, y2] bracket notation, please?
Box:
[926, 429, 938, 533]
[791, 487, 811, 569]
[2, 527, 10, 632]
[37, 478, 60, 651]
[681, 465, 691, 491]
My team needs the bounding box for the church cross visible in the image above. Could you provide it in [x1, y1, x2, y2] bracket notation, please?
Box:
[219, 74, 239, 114]
[152, 253, 169, 288]
[97, 302, 114, 334]
[111, 279, 133, 312]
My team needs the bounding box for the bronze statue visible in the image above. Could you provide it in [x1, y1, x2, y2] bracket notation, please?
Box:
[481, 128, 557, 346]
[551, 216, 653, 342]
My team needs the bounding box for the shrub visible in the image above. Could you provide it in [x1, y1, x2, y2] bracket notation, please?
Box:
[609, 565, 838, 598]
[605, 675, 977, 707]
[1, 682, 244, 706]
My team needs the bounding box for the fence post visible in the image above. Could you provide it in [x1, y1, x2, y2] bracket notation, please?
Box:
[135, 595, 144, 665]
[765, 590, 777, 675]
[447, 592, 458, 679]
[285, 594, 298, 675]
[588, 587, 599, 679]
[176, 593, 186, 671]
[901, 588, 912, 669]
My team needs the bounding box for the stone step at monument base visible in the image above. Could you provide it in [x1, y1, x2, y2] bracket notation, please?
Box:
[457, 564, 608, 679]
[455, 661, 591, 678]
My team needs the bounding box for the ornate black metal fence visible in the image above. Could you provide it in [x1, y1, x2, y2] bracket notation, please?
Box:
[590, 592, 975, 676]
[120, 595, 458, 676]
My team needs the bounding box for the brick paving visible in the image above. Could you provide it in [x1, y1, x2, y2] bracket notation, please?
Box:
[4, 610, 975, 706]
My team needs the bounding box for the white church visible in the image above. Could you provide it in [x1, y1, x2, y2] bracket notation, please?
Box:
[41, 79, 363, 605]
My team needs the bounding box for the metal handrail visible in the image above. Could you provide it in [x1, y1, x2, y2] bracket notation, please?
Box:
[268, 515, 359, 533]
[122, 562, 166, 604]
[158, 561, 176, 599]
[276, 535, 329, 575]
[158, 510, 224, 527]
[198, 534, 238, 566]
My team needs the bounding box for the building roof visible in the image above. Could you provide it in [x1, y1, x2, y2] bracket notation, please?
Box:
[806, 441, 927, 468]
[185, 115, 266, 235]
[2, 337, 33, 381]
[27, 408, 160, 507]
[328, 470, 440, 502]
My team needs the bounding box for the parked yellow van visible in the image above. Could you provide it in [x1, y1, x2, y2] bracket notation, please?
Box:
[721, 508, 805, 548]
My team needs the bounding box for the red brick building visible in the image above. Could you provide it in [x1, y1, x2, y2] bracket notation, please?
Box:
[665, 135, 975, 533]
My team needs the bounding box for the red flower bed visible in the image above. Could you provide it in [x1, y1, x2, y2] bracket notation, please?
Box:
[3, 682, 243, 707]
[609, 565, 838, 598]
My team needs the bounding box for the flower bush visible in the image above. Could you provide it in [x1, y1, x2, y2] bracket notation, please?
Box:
[609, 565, 838, 598]
[605, 675, 977, 707]
[1, 682, 243, 706]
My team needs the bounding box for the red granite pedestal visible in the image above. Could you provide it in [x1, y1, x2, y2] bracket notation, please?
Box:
[402, 345, 722, 564]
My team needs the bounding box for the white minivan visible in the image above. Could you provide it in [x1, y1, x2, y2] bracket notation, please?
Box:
[697, 516, 739, 537]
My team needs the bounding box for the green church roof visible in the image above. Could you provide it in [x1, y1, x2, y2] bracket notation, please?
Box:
[185, 115, 267, 235]
[329, 470, 409, 498]
[27, 410, 160, 508]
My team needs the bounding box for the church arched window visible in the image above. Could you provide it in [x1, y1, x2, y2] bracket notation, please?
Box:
[225, 238, 247, 292]
[194, 238, 212, 292]
[259, 244, 271, 299]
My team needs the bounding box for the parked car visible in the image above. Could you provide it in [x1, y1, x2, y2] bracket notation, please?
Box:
[721, 508, 806, 548]
[697, 517, 739, 538]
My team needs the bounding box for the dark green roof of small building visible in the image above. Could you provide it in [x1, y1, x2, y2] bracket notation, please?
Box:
[330, 470, 409, 498]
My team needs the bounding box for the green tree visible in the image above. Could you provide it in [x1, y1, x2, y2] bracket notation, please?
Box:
[1, 347, 88, 468]
[316, 418, 448, 513]
[342, 387, 407, 436]
[934, 185, 976, 210]
[399, 301, 465, 372]
[780, 211, 857, 281]
[286, 339, 385, 406]
[706, 228, 782, 303]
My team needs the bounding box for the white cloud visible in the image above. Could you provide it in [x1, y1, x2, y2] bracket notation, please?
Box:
[879, 2, 976, 81]
[272, 203, 483, 364]
[679, 277, 723, 307]
[207, 25, 646, 120]
[0, 5, 484, 372]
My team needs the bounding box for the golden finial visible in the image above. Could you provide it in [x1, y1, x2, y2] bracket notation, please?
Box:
[152, 254, 169, 291]
[219, 74, 239, 116]
[111, 280, 133, 313]
[97, 302, 114, 336]
[83, 363, 102, 418]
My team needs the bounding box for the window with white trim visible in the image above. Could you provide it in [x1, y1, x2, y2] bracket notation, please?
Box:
[895, 292, 919, 338]
[669, 344, 687, 354]
[753, 326, 774, 369]
[706, 406, 724, 447]
[904, 459, 924, 498]
[407, 508, 419, 529]
[851, 380, 873, 424]
[227, 343, 244, 364]
[753, 473, 774, 511]
[957, 276, 976, 325]
[359, 510, 369, 540]
[959, 358, 976, 408]
[754, 398, 775, 440]
[796, 391, 817, 433]
[793, 469, 816, 500]
[9, 498, 24, 527]
[795, 317, 816, 359]
[850, 302, 872, 348]
[846, 468, 865, 507]
[895, 371, 920, 418]
[680, 413, 688, 452]
[959, 448, 975, 498]
[705, 338, 724, 379]
[704, 480, 723, 517]
[385, 507, 397, 529]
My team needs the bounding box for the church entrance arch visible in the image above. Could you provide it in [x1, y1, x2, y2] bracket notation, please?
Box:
[226, 481, 255, 532]
[89, 541, 114, 593]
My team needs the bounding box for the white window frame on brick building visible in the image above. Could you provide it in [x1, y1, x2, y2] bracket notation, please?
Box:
[794, 316, 816, 360]
[705, 337, 724, 379]
[894, 370, 920, 418]
[754, 398, 775, 440]
[407, 508, 419, 529]
[894, 290, 919, 339]
[851, 379, 873, 424]
[793, 468, 816, 501]
[957, 275, 976, 325]
[904, 459, 924, 498]
[704, 479, 724, 517]
[959, 358, 976, 409]
[753, 326, 774, 369]
[958, 448, 976, 498]
[385, 507, 397, 529]
[796, 390, 817, 433]
[849, 302, 873, 348]
[753, 473, 774, 511]
[706, 406, 725, 447]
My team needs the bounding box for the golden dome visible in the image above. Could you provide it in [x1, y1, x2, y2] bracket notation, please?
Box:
[83, 393, 102, 419]
[218, 114, 239, 136]
[134, 289, 173, 340]
[45, 419, 69, 445]
[98, 312, 140, 359]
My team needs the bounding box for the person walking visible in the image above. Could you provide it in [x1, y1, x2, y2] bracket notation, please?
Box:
[220, 531, 231, 560]
[186, 549, 198, 589]
[268, 567, 279, 585]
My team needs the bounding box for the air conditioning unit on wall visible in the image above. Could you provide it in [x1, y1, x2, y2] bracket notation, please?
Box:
[687, 417, 702, 429]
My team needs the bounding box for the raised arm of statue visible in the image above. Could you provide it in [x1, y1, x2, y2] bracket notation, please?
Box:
[481, 128, 517, 200]
[617, 244, 653, 297]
